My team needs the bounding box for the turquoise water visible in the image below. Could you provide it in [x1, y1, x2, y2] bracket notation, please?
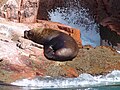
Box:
[1, 85, 120, 90]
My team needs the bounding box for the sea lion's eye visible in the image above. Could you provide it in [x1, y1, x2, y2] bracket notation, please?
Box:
[28, 31, 33, 36]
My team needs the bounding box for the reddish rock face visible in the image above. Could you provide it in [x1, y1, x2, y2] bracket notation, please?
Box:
[26, 20, 82, 46]
[0, 0, 39, 23]
[0, 18, 82, 83]
[0, 18, 120, 84]
[100, 16, 120, 50]
[37, 0, 65, 20]
[100, 17, 120, 35]
[0, 0, 120, 85]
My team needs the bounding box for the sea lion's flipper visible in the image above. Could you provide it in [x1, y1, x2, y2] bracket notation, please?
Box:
[44, 37, 73, 61]
[44, 45, 55, 59]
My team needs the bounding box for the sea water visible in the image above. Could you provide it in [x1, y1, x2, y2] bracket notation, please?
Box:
[9, 70, 120, 90]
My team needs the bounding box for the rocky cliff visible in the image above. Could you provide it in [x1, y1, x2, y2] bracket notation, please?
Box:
[37, 0, 120, 50]
[0, 0, 119, 84]
[0, 18, 119, 84]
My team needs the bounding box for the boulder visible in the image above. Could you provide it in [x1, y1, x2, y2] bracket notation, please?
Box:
[0, 18, 82, 83]
[100, 16, 120, 51]
[100, 16, 120, 35]
[0, 0, 39, 22]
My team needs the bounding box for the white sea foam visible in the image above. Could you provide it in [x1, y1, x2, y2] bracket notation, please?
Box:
[11, 70, 120, 89]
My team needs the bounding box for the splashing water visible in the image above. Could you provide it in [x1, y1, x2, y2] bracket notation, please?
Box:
[48, 8, 100, 47]
[11, 70, 120, 89]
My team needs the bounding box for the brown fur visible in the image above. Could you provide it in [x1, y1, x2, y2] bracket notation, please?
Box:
[24, 28, 79, 61]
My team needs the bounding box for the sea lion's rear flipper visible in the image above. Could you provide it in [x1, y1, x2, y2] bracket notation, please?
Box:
[44, 45, 55, 59]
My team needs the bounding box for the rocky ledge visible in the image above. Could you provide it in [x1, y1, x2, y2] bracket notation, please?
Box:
[0, 18, 119, 84]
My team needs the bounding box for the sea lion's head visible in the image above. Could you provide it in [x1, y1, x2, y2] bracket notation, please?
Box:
[24, 28, 62, 45]
[24, 30, 34, 40]
[24, 29, 47, 44]
[24, 29, 42, 44]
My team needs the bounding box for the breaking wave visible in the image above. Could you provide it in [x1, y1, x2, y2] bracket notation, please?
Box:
[11, 70, 120, 89]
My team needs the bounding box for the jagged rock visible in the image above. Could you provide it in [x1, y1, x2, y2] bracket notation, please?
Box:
[0, 0, 39, 22]
[34, 0, 120, 50]
[100, 16, 120, 35]
[0, 0, 120, 85]
[28, 20, 82, 46]
[0, 18, 119, 84]
[99, 28, 120, 51]
[0, 18, 82, 83]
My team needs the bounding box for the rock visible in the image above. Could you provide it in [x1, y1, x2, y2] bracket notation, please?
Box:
[1, 40, 119, 83]
[100, 16, 120, 51]
[0, 17, 120, 84]
[81, 0, 120, 51]
[69, 46, 120, 75]
[100, 16, 120, 35]
[27, 20, 82, 46]
[47, 46, 120, 77]
[37, 0, 65, 20]
[0, 0, 39, 23]
[0, 18, 82, 83]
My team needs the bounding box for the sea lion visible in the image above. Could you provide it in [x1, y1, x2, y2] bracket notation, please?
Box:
[24, 28, 79, 61]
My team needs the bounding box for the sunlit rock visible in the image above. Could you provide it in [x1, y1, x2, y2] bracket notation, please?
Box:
[0, 18, 82, 83]
[0, 0, 120, 85]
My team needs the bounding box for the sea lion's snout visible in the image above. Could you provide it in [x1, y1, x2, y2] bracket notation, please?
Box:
[24, 30, 29, 39]
[24, 30, 33, 39]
